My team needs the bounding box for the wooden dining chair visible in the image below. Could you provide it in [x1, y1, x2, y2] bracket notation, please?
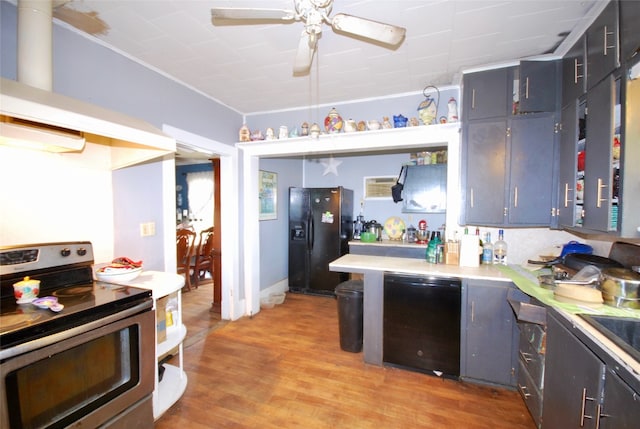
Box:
[176, 229, 196, 291]
[190, 227, 215, 288]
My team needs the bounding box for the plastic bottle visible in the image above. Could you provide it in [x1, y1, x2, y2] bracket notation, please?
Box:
[482, 232, 493, 264]
[493, 229, 508, 265]
[426, 231, 442, 263]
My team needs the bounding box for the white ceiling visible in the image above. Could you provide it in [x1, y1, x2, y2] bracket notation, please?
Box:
[50, 0, 601, 115]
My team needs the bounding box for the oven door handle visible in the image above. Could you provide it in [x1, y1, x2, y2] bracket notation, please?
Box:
[0, 300, 152, 361]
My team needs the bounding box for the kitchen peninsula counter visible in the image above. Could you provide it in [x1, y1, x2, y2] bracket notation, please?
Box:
[329, 254, 640, 392]
[329, 254, 511, 366]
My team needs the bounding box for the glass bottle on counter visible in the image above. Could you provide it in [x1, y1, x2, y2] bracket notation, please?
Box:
[426, 231, 442, 263]
[493, 229, 507, 265]
[482, 232, 493, 264]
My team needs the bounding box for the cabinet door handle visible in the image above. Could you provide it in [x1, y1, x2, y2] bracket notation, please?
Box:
[519, 350, 533, 363]
[470, 301, 475, 323]
[580, 387, 597, 426]
[517, 383, 531, 398]
[564, 182, 573, 207]
[597, 178, 608, 208]
[595, 404, 610, 429]
[513, 186, 518, 208]
[471, 89, 476, 109]
[603, 25, 615, 55]
[574, 58, 584, 83]
[525, 77, 530, 99]
[470, 188, 474, 208]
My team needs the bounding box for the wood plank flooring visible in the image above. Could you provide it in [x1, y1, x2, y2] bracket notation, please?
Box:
[155, 286, 535, 428]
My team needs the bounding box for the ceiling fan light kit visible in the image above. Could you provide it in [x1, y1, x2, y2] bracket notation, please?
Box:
[211, 0, 406, 74]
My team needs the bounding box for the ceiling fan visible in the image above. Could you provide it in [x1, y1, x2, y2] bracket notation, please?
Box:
[211, 0, 406, 74]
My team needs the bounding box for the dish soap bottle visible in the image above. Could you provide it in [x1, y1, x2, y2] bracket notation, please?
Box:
[493, 229, 507, 265]
[426, 231, 442, 263]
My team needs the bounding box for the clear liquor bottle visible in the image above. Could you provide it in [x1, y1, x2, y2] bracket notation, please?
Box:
[493, 229, 507, 265]
[482, 232, 493, 264]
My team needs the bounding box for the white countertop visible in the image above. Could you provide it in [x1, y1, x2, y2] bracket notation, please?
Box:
[329, 253, 512, 282]
[95, 269, 184, 298]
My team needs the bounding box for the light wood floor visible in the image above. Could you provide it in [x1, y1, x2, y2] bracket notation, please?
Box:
[155, 285, 535, 429]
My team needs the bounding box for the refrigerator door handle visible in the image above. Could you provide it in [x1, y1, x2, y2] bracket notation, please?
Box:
[309, 213, 315, 251]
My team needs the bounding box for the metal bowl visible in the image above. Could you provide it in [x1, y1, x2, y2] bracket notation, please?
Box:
[600, 267, 640, 308]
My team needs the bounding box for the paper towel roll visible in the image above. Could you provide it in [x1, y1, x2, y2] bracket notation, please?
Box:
[459, 235, 480, 267]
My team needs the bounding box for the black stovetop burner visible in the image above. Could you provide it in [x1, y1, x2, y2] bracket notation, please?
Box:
[0, 242, 151, 351]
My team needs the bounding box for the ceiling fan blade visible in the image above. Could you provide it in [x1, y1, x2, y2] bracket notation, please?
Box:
[211, 8, 296, 22]
[331, 13, 406, 46]
[293, 32, 316, 74]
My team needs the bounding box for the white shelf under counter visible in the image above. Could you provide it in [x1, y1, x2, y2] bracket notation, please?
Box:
[122, 270, 187, 421]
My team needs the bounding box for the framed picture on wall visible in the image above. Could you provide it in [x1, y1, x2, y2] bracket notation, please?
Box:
[259, 170, 277, 220]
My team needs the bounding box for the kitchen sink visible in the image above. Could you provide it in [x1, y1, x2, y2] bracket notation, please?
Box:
[579, 314, 640, 363]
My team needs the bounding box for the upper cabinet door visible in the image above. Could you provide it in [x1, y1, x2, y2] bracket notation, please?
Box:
[586, 0, 620, 89]
[562, 37, 586, 108]
[463, 119, 508, 224]
[507, 114, 557, 226]
[619, 0, 640, 62]
[583, 75, 616, 232]
[463, 68, 511, 121]
[518, 60, 559, 113]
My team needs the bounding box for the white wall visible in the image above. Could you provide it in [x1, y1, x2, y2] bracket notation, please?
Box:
[0, 144, 115, 263]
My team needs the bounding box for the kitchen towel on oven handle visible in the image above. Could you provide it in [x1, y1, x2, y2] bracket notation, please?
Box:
[391, 166, 406, 203]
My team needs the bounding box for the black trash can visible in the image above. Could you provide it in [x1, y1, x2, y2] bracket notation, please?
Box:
[335, 279, 364, 353]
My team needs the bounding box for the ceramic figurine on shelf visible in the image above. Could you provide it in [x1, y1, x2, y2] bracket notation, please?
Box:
[447, 97, 459, 123]
[357, 120, 366, 131]
[289, 127, 299, 138]
[239, 124, 251, 142]
[324, 107, 343, 133]
[382, 117, 393, 129]
[278, 125, 288, 139]
[301, 122, 309, 136]
[393, 114, 408, 128]
[265, 127, 276, 140]
[251, 129, 264, 141]
[367, 119, 381, 130]
[418, 85, 440, 125]
[344, 119, 357, 133]
[310, 123, 321, 138]
[409, 117, 420, 127]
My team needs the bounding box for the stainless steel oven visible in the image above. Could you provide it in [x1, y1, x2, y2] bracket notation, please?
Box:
[0, 242, 155, 429]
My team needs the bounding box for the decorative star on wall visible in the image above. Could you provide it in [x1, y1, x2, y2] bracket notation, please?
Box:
[320, 156, 342, 176]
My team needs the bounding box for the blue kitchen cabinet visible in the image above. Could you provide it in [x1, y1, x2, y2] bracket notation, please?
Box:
[583, 74, 618, 232]
[462, 113, 558, 227]
[517, 60, 560, 114]
[542, 311, 640, 429]
[507, 114, 558, 226]
[620, 0, 640, 63]
[462, 118, 508, 225]
[562, 36, 586, 109]
[463, 68, 512, 121]
[542, 313, 605, 429]
[586, 0, 620, 90]
[557, 100, 581, 228]
[461, 279, 520, 387]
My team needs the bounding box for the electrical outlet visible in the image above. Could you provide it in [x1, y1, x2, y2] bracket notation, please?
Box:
[139, 222, 156, 237]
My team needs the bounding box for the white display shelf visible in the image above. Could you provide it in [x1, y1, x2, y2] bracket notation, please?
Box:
[124, 271, 187, 421]
[157, 324, 187, 357]
[154, 364, 188, 420]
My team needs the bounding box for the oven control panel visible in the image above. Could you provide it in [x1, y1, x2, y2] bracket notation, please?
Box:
[0, 242, 94, 275]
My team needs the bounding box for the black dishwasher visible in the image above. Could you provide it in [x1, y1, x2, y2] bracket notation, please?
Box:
[383, 273, 461, 378]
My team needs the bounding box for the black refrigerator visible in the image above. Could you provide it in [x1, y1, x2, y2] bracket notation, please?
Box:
[288, 187, 353, 295]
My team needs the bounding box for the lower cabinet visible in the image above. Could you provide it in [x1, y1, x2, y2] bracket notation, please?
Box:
[542, 312, 640, 429]
[461, 279, 520, 387]
[542, 314, 604, 428]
